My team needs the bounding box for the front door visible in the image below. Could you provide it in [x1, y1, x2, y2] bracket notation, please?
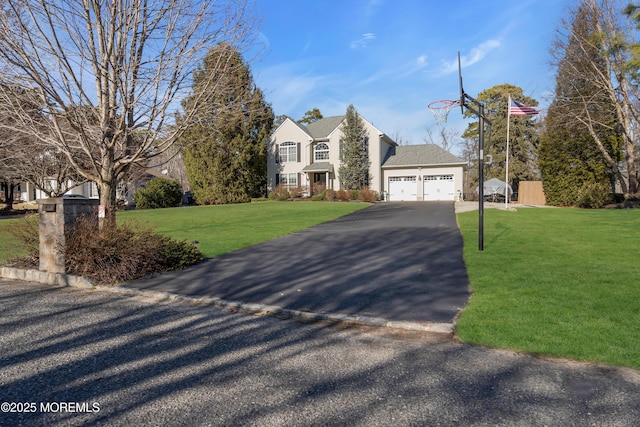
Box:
[313, 173, 326, 186]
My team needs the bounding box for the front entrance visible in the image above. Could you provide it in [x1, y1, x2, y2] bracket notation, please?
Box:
[313, 173, 326, 186]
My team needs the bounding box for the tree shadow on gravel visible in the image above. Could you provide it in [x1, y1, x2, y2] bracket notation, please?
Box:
[0, 281, 639, 426]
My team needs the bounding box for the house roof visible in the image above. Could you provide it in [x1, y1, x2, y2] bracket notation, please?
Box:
[381, 144, 465, 168]
[304, 116, 345, 139]
[301, 162, 334, 173]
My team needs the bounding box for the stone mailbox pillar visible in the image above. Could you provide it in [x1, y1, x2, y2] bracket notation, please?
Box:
[37, 197, 100, 273]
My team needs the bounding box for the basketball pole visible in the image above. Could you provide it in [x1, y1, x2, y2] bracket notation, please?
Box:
[457, 52, 491, 251]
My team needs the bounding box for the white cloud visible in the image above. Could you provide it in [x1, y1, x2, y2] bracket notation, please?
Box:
[350, 33, 376, 49]
[439, 39, 502, 74]
[360, 53, 428, 85]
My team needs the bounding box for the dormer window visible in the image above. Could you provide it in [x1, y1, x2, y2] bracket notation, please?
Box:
[314, 143, 329, 161]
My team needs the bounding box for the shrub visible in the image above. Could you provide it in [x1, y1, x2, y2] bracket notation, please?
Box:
[312, 182, 326, 196]
[134, 177, 183, 209]
[158, 239, 204, 270]
[358, 187, 379, 202]
[63, 215, 203, 283]
[351, 190, 359, 200]
[323, 189, 336, 202]
[269, 184, 290, 201]
[289, 186, 305, 199]
[268, 190, 279, 201]
[311, 195, 323, 201]
[336, 189, 351, 202]
[577, 182, 611, 208]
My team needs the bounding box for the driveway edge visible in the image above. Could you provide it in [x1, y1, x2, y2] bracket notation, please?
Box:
[0, 267, 455, 335]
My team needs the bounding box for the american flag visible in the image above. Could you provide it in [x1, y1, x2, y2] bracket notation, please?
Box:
[509, 98, 539, 116]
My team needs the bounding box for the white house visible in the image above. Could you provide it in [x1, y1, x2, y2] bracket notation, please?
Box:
[267, 115, 466, 201]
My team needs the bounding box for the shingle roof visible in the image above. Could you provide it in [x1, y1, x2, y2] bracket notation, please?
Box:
[304, 116, 345, 139]
[301, 162, 334, 173]
[381, 144, 465, 167]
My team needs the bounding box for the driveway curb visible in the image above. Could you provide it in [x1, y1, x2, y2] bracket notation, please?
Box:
[98, 285, 455, 335]
[0, 267, 455, 335]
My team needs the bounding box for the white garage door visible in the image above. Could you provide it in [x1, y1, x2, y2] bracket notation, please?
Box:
[423, 175, 455, 201]
[388, 176, 417, 201]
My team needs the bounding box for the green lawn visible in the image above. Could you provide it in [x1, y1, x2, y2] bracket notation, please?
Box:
[0, 217, 34, 263]
[456, 207, 640, 370]
[118, 201, 369, 258]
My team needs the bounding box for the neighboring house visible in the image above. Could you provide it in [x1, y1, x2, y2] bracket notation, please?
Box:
[267, 115, 466, 201]
[18, 180, 99, 203]
[16, 168, 168, 204]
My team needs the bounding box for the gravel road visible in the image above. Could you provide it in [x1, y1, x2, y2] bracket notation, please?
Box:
[1, 279, 639, 426]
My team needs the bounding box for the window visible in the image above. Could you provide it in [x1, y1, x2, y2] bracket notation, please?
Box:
[278, 173, 298, 188]
[314, 143, 329, 161]
[88, 182, 99, 198]
[279, 142, 298, 163]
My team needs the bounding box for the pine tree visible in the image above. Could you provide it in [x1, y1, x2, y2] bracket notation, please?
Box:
[338, 105, 370, 190]
[297, 108, 323, 124]
[539, 2, 619, 206]
[181, 43, 274, 204]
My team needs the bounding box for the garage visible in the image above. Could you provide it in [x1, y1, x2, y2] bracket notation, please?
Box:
[381, 144, 465, 202]
[388, 176, 417, 201]
[423, 174, 455, 201]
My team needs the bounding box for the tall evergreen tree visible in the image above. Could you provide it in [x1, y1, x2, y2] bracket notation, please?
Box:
[540, 1, 620, 206]
[181, 43, 274, 204]
[338, 105, 370, 190]
[461, 84, 540, 194]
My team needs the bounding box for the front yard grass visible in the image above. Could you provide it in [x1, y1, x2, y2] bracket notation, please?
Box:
[456, 207, 640, 370]
[0, 217, 31, 262]
[118, 201, 369, 258]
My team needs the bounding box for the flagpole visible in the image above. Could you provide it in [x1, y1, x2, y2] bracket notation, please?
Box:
[505, 95, 511, 209]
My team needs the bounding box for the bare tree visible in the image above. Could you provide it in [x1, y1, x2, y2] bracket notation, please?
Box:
[0, 0, 255, 226]
[0, 84, 86, 198]
[424, 126, 460, 153]
[550, 0, 639, 196]
[390, 126, 410, 146]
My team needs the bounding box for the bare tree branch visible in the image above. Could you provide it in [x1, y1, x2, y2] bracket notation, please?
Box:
[0, 0, 256, 224]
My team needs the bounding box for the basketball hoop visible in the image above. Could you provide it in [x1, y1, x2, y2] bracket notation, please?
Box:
[428, 99, 461, 125]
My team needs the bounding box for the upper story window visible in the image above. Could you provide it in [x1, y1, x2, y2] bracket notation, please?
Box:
[278, 141, 298, 163]
[314, 143, 329, 161]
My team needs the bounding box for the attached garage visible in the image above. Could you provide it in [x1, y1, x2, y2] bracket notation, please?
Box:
[381, 144, 466, 202]
[423, 174, 455, 201]
[388, 176, 417, 201]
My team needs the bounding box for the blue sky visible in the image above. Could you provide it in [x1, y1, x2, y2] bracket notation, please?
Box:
[250, 0, 572, 150]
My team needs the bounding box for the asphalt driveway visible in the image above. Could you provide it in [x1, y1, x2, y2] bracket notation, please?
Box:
[125, 202, 470, 325]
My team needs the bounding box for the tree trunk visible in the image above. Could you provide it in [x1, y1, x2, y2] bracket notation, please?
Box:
[5, 182, 15, 210]
[98, 180, 117, 230]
